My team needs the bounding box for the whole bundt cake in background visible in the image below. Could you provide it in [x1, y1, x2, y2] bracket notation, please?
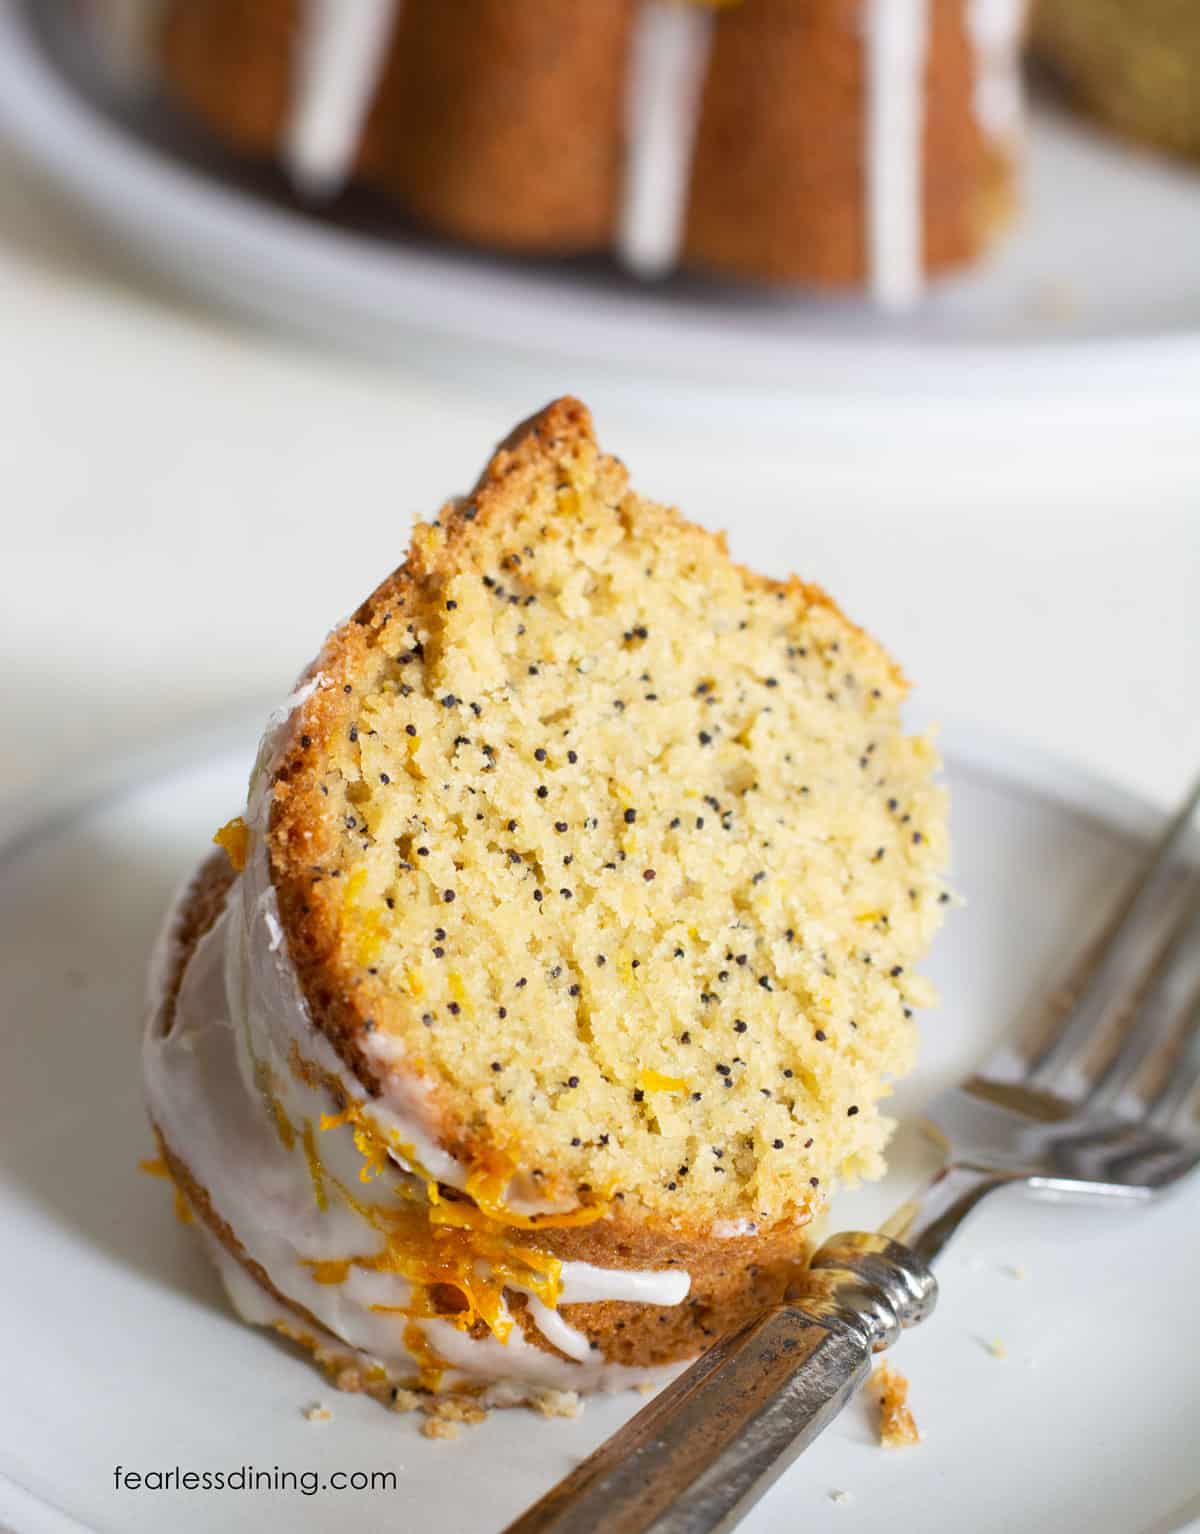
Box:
[91, 0, 1029, 308]
[142, 398, 949, 1412]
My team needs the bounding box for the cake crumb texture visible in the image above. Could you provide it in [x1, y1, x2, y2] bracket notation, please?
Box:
[271, 396, 949, 1232]
[873, 1360, 920, 1447]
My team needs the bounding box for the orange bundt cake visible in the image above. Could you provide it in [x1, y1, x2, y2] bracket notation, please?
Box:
[99, 0, 1028, 306]
[142, 398, 949, 1407]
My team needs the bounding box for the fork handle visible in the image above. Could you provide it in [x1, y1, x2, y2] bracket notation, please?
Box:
[502, 1234, 937, 1534]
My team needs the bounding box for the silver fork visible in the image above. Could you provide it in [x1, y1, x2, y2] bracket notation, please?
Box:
[504, 775, 1200, 1534]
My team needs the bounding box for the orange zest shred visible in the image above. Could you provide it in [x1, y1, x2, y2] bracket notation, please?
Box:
[342, 867, 387, 968]
[464, 1164, 611, 1230]
[338, 1207, 561, 1345]
[253, 1062, 298, 1152]
[402, 1320, 446, 1391]
[212, 816, 249, 871]
[352, 1126, 391, 1184]
[303, 1259, 352, 1285]
[319, 1104, 439, 1202]
[279, 1051, 614, 1348]
[638, 1068, 689, 1094]
[308, 1104, 565, 1343]
[447, 971, 471, 1016]
[301, 1120, 328, 1211]
[314, 1064, 604, 1229]
[239, 1016, 572, 1356]
[139, 1156, 191, 1224]
[271, 1096, 297, 1152]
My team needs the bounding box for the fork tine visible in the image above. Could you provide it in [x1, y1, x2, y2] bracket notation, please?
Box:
[1146, 987, 1200, 1131]
[1025, 773, 1200, 1095]
[1084, 890, 1200, 1113]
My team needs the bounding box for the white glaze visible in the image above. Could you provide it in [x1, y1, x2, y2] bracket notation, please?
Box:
[517, 1294, 594, 1364]
[142, 680, 699, 1394]
[286, 0, 401, 196]
[146, 900, 422, 1369]
[201, 1222, 677, 1399]
[421, 1317, 682, 1396]
[863, 0, 930, 310]
[517, 1260, 691, 1365]
[967, 0, 1026, 144]
[619, 1, 715, 278]
[558, 1261, 690, 1308]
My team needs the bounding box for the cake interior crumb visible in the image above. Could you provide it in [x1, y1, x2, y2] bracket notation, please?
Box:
[310, 447, 948, 1227]
[873, 1361, 919, 1447]
[528, 1388, 584, 1419]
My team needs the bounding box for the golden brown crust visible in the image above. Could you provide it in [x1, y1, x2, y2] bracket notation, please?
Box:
[156, 1122, 354, 1359]
[159, 0, 299, 162]
[369, 0, 636, 251]
[686, 0, 1008, 287]
[265, 397, 905, 1234]
[157, 850, 238, 1020]
[155, 855, 814, 1374]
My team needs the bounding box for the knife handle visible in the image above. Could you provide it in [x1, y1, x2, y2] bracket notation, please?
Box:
[502, 1233, 937, 1534]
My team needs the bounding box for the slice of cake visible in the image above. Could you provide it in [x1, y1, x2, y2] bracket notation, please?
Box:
[142, 397, 948, 1408]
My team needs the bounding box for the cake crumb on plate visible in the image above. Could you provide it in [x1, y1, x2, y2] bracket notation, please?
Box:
[425, 1395, 488, 1427]
[529, 1389, 583, 1420]
[302, 1403, 332, 1422]
[872, 1362, 919, 1447]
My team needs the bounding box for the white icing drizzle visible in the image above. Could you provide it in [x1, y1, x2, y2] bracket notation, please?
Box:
[515, 1261, 691, 1364]
[421, 1318, 683, 1396]
[286, 0, 402, 196]
[966, 0, 1026, 144]
[199, 1226, 677, 1401]
[619, 2, 716, 278]
[517, 1295, 594, 1364]
[142, 681, 698, 1395]
[863, 0, 930, 310]
[559, 1261, 690, 1308]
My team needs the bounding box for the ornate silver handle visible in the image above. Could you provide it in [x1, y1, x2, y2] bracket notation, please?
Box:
[502, 1234, 937, 1534]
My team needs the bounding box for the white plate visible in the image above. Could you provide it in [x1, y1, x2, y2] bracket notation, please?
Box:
[1, 711, 1197, 1534]
[2, 0, 1200, 408]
